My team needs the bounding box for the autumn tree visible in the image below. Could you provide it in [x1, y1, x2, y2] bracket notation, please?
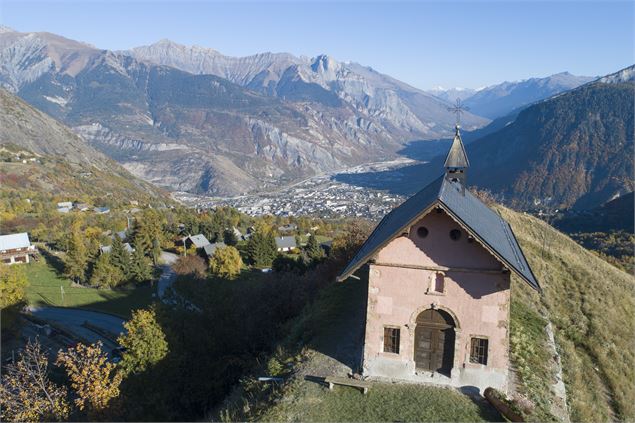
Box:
[0, 339, 70, 422]
[172, 255, 207, 278]
[0, 264, 27, 308]
[90, 253, 124, 289]
[117, 308, 168, 376]
[55, 341, 122, 420]
[65, 217, 88, 284]
[209, 246, 243, 279]
[331, 220, 374, 262]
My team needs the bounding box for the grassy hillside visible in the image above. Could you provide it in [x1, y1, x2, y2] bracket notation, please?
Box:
[216, 207, 634, 423]
[499, 207, 634, 422]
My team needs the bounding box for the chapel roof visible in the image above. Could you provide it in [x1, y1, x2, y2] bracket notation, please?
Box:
[336, 175, 540, 291]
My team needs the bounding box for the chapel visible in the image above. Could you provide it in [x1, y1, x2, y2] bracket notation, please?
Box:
[337, 126, 540, 391]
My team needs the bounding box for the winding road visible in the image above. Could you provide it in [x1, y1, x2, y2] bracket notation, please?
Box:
[29, 306, 125, 351]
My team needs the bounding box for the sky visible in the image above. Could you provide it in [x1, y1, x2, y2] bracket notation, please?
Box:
[0, 0, 633, 89]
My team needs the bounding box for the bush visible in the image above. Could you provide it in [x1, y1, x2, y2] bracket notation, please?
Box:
[173, 255, 207, 278]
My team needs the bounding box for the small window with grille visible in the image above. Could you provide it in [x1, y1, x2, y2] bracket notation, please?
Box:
[470, 337, 489, 365]
[383, 327, 400, 354]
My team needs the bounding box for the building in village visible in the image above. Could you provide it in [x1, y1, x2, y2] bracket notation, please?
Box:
[203, 242, 226, 258]
[182, 234, 211, 251]
[338, 126, 540, 392]
[0, 233, 37, 264]
[275, 236, 297, 252]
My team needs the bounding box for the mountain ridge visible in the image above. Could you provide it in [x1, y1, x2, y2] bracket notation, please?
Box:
[0, 28, 488, 196]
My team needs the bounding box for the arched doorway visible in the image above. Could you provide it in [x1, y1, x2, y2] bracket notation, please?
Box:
[414, 308, 456, 375]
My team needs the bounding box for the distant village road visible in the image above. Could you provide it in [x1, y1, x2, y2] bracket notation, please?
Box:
[28, 306, 125, 351]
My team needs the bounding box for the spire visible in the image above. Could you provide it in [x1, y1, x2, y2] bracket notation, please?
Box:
[444, 125, 469, 187]
[444, 125, 470, 169]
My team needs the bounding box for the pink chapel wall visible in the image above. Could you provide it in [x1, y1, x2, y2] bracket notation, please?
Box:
[362, 209, 511, 391]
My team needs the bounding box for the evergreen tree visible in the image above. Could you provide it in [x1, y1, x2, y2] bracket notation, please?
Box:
[304, 233, 325, 261]
[130, 246, 152, 284]
[223, 228, 238, 246]
[246, 230, 277, 267]
[90, 253, 124, 289]
[110, 235, 131, 279]
[65, 218, 88, 284]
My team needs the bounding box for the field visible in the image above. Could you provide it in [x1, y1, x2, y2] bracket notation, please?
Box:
[23, 257, 153, 318]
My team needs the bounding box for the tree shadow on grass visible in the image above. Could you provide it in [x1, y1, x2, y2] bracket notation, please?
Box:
[38, 247, 66, 277]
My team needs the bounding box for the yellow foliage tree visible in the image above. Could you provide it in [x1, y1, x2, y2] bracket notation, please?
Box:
[0, 339, 70, 422]
[209, 246, 243, 279]
[0, 265, 27, 308]
[55, 341, 122, 419]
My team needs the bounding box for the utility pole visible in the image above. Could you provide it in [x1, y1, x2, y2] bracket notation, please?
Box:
[60, 285, 65, 306]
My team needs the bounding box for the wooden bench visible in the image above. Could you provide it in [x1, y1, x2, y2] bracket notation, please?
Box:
[324, 376, 371, 394]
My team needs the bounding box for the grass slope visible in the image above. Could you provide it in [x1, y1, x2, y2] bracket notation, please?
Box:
[500, 207, 634, 422]
[24, 258, 152, 318]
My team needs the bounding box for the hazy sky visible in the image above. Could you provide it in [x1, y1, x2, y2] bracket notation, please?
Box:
[1, 0, 633, 89]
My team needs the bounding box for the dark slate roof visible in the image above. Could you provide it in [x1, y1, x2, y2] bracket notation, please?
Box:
[275, 236, 297, 249]
[444, 127, 470, 169]
[203, 242, 226, 257]
[337, 176, 540, 291]
[186, 234, 210, 249]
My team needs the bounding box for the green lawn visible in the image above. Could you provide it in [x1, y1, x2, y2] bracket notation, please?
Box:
[23, 259, 153, 318]
[262, 382, 499, 422]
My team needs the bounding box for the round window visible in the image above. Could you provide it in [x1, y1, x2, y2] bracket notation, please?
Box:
[417, 226, 429, 238]
[449, 229, 462, 241]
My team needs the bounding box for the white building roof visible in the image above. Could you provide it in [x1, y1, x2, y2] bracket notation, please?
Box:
[0, 233, 31, 250]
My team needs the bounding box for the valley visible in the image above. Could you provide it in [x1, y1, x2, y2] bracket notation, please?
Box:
[174, 157, 417, 218]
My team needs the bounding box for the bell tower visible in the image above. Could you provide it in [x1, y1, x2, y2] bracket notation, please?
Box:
[444, 124, 469, 187]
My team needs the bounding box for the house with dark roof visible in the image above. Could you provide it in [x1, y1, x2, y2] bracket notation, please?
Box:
[275, 236, 297, 252]
[338, 125, 539, 392]
[183, 234, 211, 250]
[203, 242, 226, 258]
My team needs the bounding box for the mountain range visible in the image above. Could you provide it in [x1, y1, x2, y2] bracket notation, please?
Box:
[428, 72, 595, 119]
[1, 26, 630, 209]
[0, 28, 488, 195]
[341, 65, 634, 210]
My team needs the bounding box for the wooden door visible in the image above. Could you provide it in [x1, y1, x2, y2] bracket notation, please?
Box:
[414, 326, 446, 371]
[414, 309, 455, 374]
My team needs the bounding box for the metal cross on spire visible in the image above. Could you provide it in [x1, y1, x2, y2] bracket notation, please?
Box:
[447, 98, 469, 126]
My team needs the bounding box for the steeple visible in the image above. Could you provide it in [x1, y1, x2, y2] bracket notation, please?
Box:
[444, 124, 469, 186]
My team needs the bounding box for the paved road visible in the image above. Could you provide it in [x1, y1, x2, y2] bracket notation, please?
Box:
[158, 251, 178, 301]
[29, 307, 125, 351]
[157, 250, 200, 312]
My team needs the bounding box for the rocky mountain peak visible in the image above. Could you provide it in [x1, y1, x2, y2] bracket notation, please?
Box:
[598, 64, 635, 84]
